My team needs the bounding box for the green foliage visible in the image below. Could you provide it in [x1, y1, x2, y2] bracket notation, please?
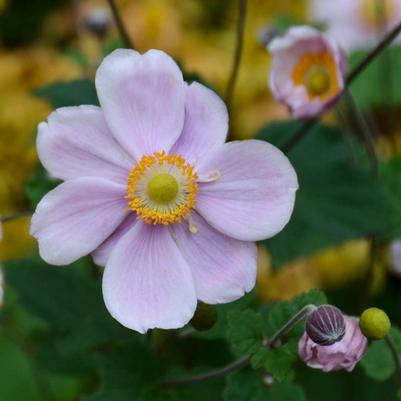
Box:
[360, 327, 401, 382]
[256, 121, 399, 266]
[34, 79, 99, 108]
[224, 370, 306, 401]
[227, 309, 263, 356]
[349, 46, 401, 109]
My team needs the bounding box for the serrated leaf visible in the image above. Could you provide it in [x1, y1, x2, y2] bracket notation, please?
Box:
[256, 121, 397, 267]
[34, 79, 98, 108]
[227, 309, 263, 356]
[251, 340, 297, 383]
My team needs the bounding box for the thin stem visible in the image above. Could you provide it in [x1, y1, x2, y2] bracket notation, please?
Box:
[360, 236, 378, 310]
[280, 18, 401, 153]
[385, 335, 401, 385]
[335, 106, 357, 166]
[225, 0, 247, 113]
[159, 355, 250, 388]
[346, 19, 401, 86]
[1, 211, 32, 223]
[106, 0, 135, 49]
[159, 304, 316, 388]
[280, 119, 317, 153]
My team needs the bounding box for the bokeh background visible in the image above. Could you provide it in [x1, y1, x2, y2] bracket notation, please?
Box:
[1, 1, 401, 400]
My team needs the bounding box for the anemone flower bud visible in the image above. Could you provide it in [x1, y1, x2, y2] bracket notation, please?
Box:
[359, 307, 391, 340]
[299, 313, 367, 372]
[268, 26, 347, 119]
[84, 8, 112, 38]
[305, 305, 346, 346]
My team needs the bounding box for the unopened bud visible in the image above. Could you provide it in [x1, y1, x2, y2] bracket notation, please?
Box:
[305, 305, 346, 346]
[359, 307, 391, 340]
[84, 8, 112, 38]
[190, 302, 217, 331]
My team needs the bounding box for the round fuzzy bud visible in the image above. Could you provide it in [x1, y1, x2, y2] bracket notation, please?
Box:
[305, 305, 346, 346]
[190, 302, 217, 331]
[359, 307, 391, 340]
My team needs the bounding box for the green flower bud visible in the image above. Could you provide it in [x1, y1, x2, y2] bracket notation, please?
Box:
[190, 302, 217, 331]
[359, 307, 391, 340]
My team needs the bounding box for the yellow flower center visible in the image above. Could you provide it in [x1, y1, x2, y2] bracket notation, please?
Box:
[305, 69, 331, 96]
[360, 0, 395, 29]
[147, 173, 179, 204]
[126, 151, 198, 225]
[292, 51, 340, 100]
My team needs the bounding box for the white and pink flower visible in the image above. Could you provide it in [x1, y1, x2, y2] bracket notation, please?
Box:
[30, 49, 298, 333]
[309, 0, 401, 52]
[268, 26, 348, 119]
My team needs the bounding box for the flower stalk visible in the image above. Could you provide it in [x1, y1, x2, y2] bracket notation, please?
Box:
[106, 0, 135, 49]
[385, 335, 401, 385]
[225, 0, 247, 113]
[159, 304, 316, 388]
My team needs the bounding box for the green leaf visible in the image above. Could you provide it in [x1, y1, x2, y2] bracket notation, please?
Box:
[25, 165, 60, 207]
[263, 290, 327, 338]
[360, 327, 401, 381]
[226, 309, 263, 356]
[4, 259, 125, 354]
[224, 370, 306, 401]
[349, 46, 401, 109]
[34, 79, 98, 108]
[251, 340, 298, 383]
[84, 340, 158, 401]
[0, 336, 41, 401]
[256, 121, 398, 267]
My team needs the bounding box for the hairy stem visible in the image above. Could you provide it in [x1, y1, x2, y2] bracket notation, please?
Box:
[159, 304, 315, 388]
[281, 18, 401, 153]
[106, 0, 135, 49]
[385, 335, 401, 385]
[225, 0, 247, 113]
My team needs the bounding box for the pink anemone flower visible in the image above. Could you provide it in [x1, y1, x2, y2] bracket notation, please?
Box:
[268, 26, 348, 119]
[30, 49, 298, 333]
[309, 0, 401, 52]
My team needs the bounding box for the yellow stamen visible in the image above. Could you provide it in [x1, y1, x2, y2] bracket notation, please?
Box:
[292, 51, 340, 100]
[126, 151, 198, 225]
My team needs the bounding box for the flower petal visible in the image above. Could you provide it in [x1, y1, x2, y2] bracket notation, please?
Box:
[103, 221, 197, 333]
[92, 213, 137, 267]
[37, 106, 133, 183]
[171, 213, 257, 304]
[30, 178, 127, 265]
[95, 49, 186, 159]
[196, 140, 298, 241]
[171, 82, 228, 167]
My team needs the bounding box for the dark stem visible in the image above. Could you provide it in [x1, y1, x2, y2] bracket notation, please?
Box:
[385, 335, 401, 385]
[346, 19, 401, 86]
[280, 119, 317, 153]
[360, 236, 378, 310]
[280, 18, 401, 153]
[159, 304, 315, 388]
[106, 0, 135, 49]
[1, 211, 32, 223]
[225, 0, 247, 113]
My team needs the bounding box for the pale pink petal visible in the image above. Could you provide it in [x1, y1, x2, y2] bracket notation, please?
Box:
[102, 221, 197, 333]
[92, 213, 137, 267]
[171, 213, 257, 304]
[195, 140, 298, 241]
[95, 49, 186, 159]
[30, 178, 127, 265]
[171, 82, 228, 167]
[37, 106, 133, 184]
